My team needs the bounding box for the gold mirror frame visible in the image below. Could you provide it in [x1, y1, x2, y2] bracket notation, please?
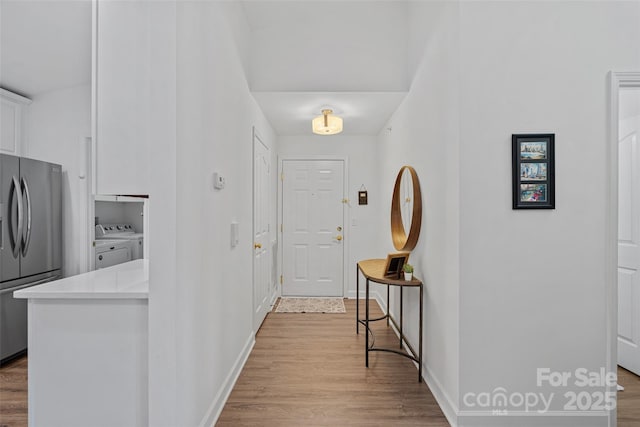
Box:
[391, 166, 422, 251]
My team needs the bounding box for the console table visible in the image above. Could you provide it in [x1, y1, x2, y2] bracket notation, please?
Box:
[356, 259, 423, 382]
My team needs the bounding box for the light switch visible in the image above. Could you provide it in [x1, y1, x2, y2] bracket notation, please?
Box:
[230, 222, 239, 247]
[213, 173, 226, 189]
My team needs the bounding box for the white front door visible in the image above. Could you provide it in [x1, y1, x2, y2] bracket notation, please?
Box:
[253, 131, 271, 331]
[618, 86, 640, 375]
[281, 160, 345, 296]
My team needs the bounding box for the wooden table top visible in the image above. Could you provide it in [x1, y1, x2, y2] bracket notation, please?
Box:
[357, 259, 422, 287]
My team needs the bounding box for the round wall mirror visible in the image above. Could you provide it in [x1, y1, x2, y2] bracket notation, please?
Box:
[391, 166, 422, 251]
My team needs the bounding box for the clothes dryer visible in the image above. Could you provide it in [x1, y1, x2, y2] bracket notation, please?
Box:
[95, 239, 132, 269]
[95, 224, 144, 260]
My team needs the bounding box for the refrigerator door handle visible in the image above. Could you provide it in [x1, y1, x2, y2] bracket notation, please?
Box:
[9, 176, 23, 258]
[21, 178, 32, 257]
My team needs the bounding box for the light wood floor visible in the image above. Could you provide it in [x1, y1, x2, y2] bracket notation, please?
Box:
[219, 299, 640, 426]
[217, 299, 449, 426]
[618, 366, 640, 427]
[0, 355, 27, 427]
[2, 300, 640, 427]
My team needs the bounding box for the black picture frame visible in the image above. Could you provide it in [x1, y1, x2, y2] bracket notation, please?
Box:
[512, 134, 555, 209]
[383, 252, 410, 278]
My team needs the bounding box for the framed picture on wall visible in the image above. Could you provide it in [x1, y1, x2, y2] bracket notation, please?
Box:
[512, 134, 555, 209]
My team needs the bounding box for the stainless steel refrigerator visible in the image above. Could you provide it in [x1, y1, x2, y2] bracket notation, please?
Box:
[1, 154, 62, 363]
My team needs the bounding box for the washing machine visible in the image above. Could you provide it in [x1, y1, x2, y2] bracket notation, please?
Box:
[95, 239, 132, 269]
[95, 224, 144, 260]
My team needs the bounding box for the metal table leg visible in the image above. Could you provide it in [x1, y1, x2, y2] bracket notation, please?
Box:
[400, 286, 404, 348]
[365, 278, 370, 367]
[419, 283, 423, 382]
[386, 286, 390, 327]
[356, 267, 359, 334]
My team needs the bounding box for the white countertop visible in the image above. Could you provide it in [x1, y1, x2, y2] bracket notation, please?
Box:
[14, 260, 148, 300]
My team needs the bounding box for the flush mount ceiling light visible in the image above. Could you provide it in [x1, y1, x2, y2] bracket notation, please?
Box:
[312, 109, 343, 135]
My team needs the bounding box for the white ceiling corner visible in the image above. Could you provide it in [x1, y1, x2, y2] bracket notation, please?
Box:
[242, 0, 412, 136]
[0, 0, 92, 97]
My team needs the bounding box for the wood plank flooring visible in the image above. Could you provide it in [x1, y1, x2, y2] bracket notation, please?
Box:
[1, 300, 639, 427]
[219, 299, 640, 426]
[217, 299, 449, 426]
[0, 356, 27, 427]
[618, 366, 640, 427]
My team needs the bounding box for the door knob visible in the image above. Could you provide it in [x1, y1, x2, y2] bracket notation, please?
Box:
[335, 235, 343, 241]
[254, 243, 262, 249]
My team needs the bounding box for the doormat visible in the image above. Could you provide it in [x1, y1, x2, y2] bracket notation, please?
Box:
[274, 297, 346, 313]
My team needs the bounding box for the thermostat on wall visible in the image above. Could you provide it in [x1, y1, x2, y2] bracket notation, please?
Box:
[213, 172, 226, 189]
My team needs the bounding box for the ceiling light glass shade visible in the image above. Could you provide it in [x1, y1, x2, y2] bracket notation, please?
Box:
[312, 109, 343, 135]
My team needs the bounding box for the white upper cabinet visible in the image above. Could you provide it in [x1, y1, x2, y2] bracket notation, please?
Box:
[1, 89, 31, 156]
[95, 1, 150, 195]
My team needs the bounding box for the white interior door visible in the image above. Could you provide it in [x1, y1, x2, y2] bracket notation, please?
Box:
[253, 131, 271, 331]
[618, 86, 640, 375]
[281, 160, 344, 296]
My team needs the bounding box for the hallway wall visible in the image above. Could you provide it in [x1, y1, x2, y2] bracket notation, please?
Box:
[377, 1, 461, 421]
[380, 1, 640, 426]
[457, 2, 640, 426]
[147, 2, 276, 426]
[174, 3, 276, 425]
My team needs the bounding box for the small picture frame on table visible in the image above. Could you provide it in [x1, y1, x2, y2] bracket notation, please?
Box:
[383, 252, 410, 278]
[512, 134, 555, 209]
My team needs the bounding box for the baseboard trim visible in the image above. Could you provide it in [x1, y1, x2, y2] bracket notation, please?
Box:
[424, 364, 459, 427]
[269, 288, 279, 308]
[457, 412, 609, 427]
[199, 333, 255, 427]
[381, 298, 459, 427]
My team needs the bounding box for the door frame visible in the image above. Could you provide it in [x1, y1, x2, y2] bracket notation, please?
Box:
[607, 71, 640, 427]
[278, 155, 350, 298]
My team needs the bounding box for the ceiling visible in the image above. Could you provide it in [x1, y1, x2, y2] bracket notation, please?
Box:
[0, 0, 414, 136]
[252, 91, 407, 135]
[241, 1, 412, 135]
[0, 1, 91, 98]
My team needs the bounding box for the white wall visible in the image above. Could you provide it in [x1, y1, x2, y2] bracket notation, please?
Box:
[145, 2, 178, 425]
[23, 84, 91, 277]
[378, 2, 640, 426]
[278, 134, 381, 297]
[377, 1, 460, 422]
[171, 2, 276, 425]
[119, 2, 277, 425]
[457, 2, 640, 426]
